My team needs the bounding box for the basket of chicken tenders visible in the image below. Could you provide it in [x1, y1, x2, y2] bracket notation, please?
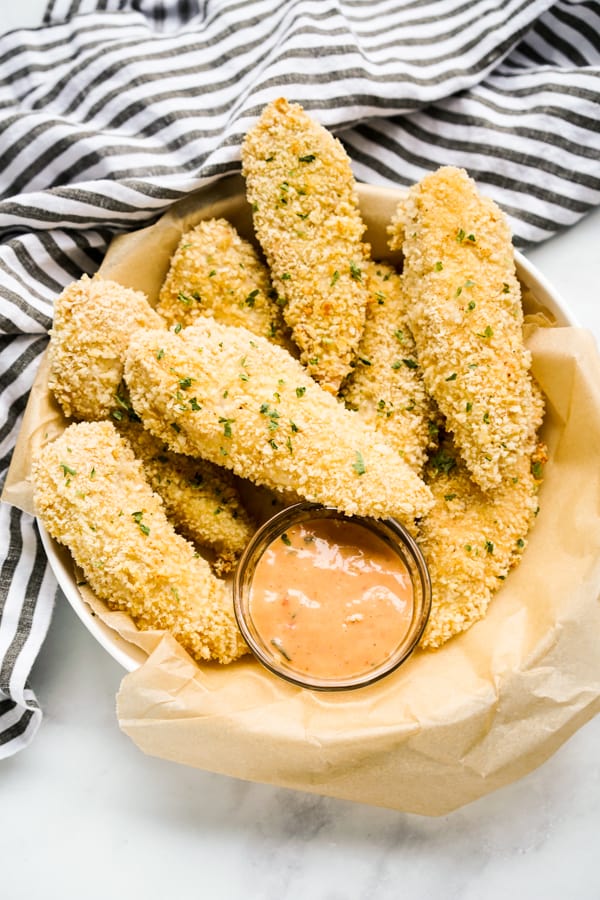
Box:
[5, 98, 600, 815]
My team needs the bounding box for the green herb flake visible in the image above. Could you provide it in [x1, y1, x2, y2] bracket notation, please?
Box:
[156, 348, 165, 360]
[245, 289, 259, 307]
[531, 460, 544, 479]
[467, 300, 476, 311]
[502, 283, 511, 293]
[516, 538, 525, 549]
[299, 154, 316, 163]
[391, 360, 403, 370]
[476, 325, 494, 339]
[444, 493, 457, 502]
[60, 463, 77, 478]
[174, 323, 182, 334]
[296, 386, 306, 398]
[281, 533, 292, 546]
[435, 261, 444, 271]
[352, 451, 366, 476]
[402, 358, 418, 369]
[467, 233, 476, 242]
[430, 449, 456, 476]
[456, 228, 466, 243]
[178, 292, 194, 306]
[178, 377, 193, 390]
[466, 401, 473, 412]
[349, 260, 362, 282]
[218, 417, 234, 438]
[485, 540, 494, 554]
[281, 272, 291, 281]
[330, 270, 340, 287]
[393, 329, 405, 343]
[446, 372, 457, 381]
[483, 411, 490, 424]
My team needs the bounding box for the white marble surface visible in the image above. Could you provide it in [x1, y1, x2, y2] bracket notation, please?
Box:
[3, 4, 600, 898]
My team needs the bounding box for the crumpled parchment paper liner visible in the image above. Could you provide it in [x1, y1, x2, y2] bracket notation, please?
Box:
[3, 180, 599, 815]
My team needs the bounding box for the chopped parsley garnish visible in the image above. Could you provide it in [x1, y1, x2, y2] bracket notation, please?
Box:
[485, 540, 494, 554]
[174, 323, 182, 334]
[476, 325, 494, 338]
[245, 289, 259, 307]
[296, 386, 306, 397]
[299, 154, 316, 163]
[435, 261, 443, 271]
[430, 449, 456, 475]
[131, 511, 150, 536]
[60, 463, 76, 477]
[178, 377, 193, 390]
[456, 228, 466, 243]
[402, 358, 418, 369]
[446, 372, 457, 381]
[218, 417, 234, 438]
[444, 493, 457, 502]
[281, 272, 291, 281]
[330, 270, 340, 287]
[349, 260, 362, 282]
[502, 283, 511, 293]
[467, 300, 476, 311]
[352, 451, 366, 476]
[531, 460, 544, 479]
[281, 533, 292, 546]
[156, 348, 165, 360]
[393, 329, 405, 343]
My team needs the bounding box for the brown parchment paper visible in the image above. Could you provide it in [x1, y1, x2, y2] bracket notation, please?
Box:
[4, 178, 600, 816]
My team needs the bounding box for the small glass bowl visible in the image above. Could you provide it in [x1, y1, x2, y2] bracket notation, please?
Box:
[233, 503, 431, 691]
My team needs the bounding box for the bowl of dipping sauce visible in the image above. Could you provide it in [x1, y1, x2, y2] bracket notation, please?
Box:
[233, 503, 432, 691]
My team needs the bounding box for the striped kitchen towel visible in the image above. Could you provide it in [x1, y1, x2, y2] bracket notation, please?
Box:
[1, 0, 599, 757]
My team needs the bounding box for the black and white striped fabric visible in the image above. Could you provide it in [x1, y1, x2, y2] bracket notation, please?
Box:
[1, 0, 599, 757]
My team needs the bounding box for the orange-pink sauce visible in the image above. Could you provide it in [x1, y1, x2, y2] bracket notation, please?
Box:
[249, 518, 414, 679]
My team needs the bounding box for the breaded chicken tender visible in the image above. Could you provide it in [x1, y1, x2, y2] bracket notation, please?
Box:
[32, 421, 247, 664]
[48, 275, 165, 421]
[241, 97, 370, 392]
[418, 438, 546, 649]
[389, 166, 543, 491]
[156, 218, 289, 346]
[124, 320, 433, 525]
[340, 261, 439, 473]
[116, 418, 255, 575]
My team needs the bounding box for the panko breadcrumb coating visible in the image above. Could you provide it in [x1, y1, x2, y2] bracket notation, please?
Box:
[389, 166, 543, 491]
[116, 418, 255, 575]
[340, 261, 439, 473]
[32, 421, 247, 664]
[418, 438, 546, 649]
[156, 218, 290, 346]
[124, 320, 434, 525]
[241, 97, 370, 392]
[48, 275, 165, 421]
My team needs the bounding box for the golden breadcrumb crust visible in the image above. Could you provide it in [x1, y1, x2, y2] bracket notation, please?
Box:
[389, 166, 543, 491]
[156, 217, 290, 346]
[47, 275, 165, 421]
[31, 421, 247, 664]
[340, 261, 439, 473]
[124, 320, 433, 525]
[418, 439, 546, 649]
[116, 419, 255, 575]
[241, 97, 370, 392]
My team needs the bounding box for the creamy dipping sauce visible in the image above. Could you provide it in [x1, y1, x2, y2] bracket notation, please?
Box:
[249, 518, 415, 680]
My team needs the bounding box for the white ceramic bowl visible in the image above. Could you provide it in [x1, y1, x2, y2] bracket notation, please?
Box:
[38, 178, 577, 673]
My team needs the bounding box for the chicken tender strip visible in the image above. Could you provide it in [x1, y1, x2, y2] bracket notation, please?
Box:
[389, 166, 543, 491]
[340, 261, 439, 473]
[116, 418, 255, 575]
[124, 321, 433, 525]
[48, 275, 165, 421]
[32, 421, 247, 664]
[418, 438, 546, 650]
[156, 218, 290, 346]
[241, 97, 370, 392]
